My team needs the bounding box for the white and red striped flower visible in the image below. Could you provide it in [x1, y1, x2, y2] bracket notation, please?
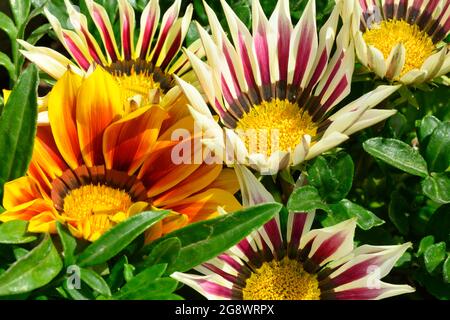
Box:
[19, 0, 203, 108]
[176, 0, 400, 174]
[172, 165, 415, 300]
[349, 0, 450, 84]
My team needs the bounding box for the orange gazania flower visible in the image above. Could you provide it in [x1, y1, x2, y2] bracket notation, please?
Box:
[0, 67, 240, 242]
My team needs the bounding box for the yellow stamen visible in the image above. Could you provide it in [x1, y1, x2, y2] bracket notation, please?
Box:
[363, 20, 435, 77]
[63, 184, 132, 221]
[114, 68, 161, 106]
[242, 257, 321, 300]
[236, 99, 317, 156]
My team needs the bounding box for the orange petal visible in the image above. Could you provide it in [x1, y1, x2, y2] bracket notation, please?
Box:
[2, 176, 43, 209]
[48, 68, 83, 169]
[203, 168, 240, 194]
[168, 188, 242, 221]
[103, 105, 168, 175]
[28, 210, 60, 233]
[0, 198, 55, 223]
[153, 163, 222, 207]
[76, 66, 124, 166]
[144, 219, 163, 244]
[161, 213, 189, 234]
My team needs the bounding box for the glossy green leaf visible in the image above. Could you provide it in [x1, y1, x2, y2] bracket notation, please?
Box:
[325, 199, 385, 230]
[307, 153, 354, 203]
[443, 255, 450, 284]
[9, 0, 31, 27]
[146, 203, 282, 273]
[114, 264, 175, 300]
[426, 204, 450, 242]
[0, 12, 18, 39]
[0, 220, 37, 244]
[80, 268, 111, 297]
[0, 52, 16, 84]
[26, 23, 51, 45]
[388, 191, 410, 235]
[0, 65, 38, 199]
[287, 186, 331, 213]
[425, 122, 450, 172]
[418, 115, 441, 142]
[363, 137, 428, 177]
[141, 237, 181, 272]
[107, 255, 127, 290]
[421, 173, 450, 204]
[56, 222, 76, 266]
[0, 235, 63, 296]
[77, 210, 169, 267]
[417, 235, 434, 257]
[424, 242, 446, 274]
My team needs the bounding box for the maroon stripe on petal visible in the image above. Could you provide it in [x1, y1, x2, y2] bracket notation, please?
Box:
[292, 26, 314, 87]
[297, 49, 328, 106]
[417, 0, 440, 30]
[121, 11, 132, 60]
[407, 0, 423, 24]
[237, 238, 257, 261]
[323, 287, 383, 300]
[218, 254, 242, 272]
[396, 0, 408, 19]
[159, 32, 182, 70]
[263, 218, 283, 255]
[383, 0, 395, 19]
[151, 15, 176, 64]
[432, 17, 450, 43]
[254, 26, 271, 93]
[139, 12, 157, 59]
[238, 33, 258, 93]
[287, 212, 307, 258]
[81, 29, 103, 65]
[312, 75, 349, 122]
[277, 17, 291, 83]
[309, 231, 346, 266]
[63, 33, 90, 70]
[203, 262, 238, 284]
[199, 280, 234, 298]
[92, 8, 118, 61]
[319, 257, 379, 291]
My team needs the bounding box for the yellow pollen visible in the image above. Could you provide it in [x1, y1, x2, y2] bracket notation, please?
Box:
[63, 184, 132, 221]
[236, 99, 317, 156]
[242, 257, 321, 300]
[363, 20, 435, 77]
[114, 69, 161, 106]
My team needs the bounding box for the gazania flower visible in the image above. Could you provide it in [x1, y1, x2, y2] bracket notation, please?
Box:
[172, 165, 415, 300]
[350, 0, 450, 84]
[176, 0, 399, 174]
[0, 67, 240, 242]
[19, 0, 203, 109]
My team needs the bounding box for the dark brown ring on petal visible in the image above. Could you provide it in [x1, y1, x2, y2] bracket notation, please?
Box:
[105, 59, 175, 93]
[51, 165, 149, 212]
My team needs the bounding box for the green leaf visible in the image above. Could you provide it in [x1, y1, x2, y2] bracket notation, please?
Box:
[13, 247, 29, 260]
[425, 122, 450, 172]
[387, 112, 407, 138]
[146, 203, 282, 273]
[326, 199, 384, 230]
[77, 210, 169, 267]
[418, 115, 441, 142]
[0, 235, 63, 296]
[421, 172, 450, 204]
[114, 264, 176, 300]
[426, 204, 450, 242]
[80, 268, 111, 297]
[0, 52, 16, 82]
[0, 220, 37, 244]
[363, 137, 428, 177]
[307, 153, 354, 203]
[56, 222, 76, 266]
[424, 242, 446, 274]
[141, 237, 181, 272]
[0, 65, 38, 199]
[26, 23, 51, 45]
[9, 0, 31, 27]
[414, 270, 450, 300]
[417, 235, 434, 257]
[388, 191, 410, 235]
[287, 186, 331, 213]
[443, 255, 450, 284]
[107, 255, 127, 290]
[0, 12, 18, 39]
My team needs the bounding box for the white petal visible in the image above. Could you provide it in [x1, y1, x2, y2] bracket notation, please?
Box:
[305, 132, 349, 160]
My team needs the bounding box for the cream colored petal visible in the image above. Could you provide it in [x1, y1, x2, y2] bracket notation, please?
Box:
[305, 132, 349, 160]
[385, 43, 405, 80]
[344, 109, 397, 136]
[367, 45, 387, 78]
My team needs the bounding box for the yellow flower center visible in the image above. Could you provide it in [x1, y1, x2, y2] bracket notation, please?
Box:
[106, 60, 174, 106]
[63, 184, 132, 219]
[235, 99, 317, 156]
[242, 257, 321, 300]
[363, 20, 435, 77]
